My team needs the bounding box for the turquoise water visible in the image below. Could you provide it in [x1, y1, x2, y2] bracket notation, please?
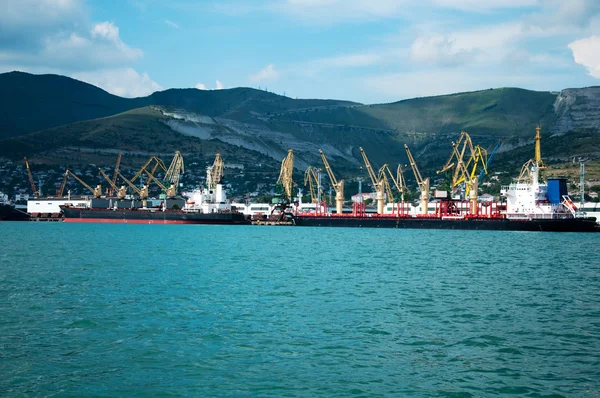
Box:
[1, 223, 599, 397]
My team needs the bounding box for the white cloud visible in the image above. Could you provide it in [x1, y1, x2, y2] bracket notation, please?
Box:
[194, 81, 225, 90]
[164, 19, 180, 29]
[72, 68, 163, 97]
[569, 36, 600, 78]
[250, 64, 280, 82]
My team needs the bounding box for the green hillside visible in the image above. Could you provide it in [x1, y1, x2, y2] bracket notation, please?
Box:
[0, 71, 145, 138]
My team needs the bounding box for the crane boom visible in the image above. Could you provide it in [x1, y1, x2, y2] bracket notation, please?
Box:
[131, 156, 167, 184]
[304, 166, 320, 203]
[144, 170, 177, 198]
[99, 168, 126, 199]
[109, 152, 123, 196]
[359, 147, 385, 213]
[57, 169, 68, 197]
[24, 157, 39, 197]
[276, 149, 295, 200]
[479, 141, 501, 181]
[207, 153, 224, 189]
[67, 171, 102, 198]
[319, 149, 344, 214]
[117, 171, 148, 199]
[404, 144, 430, 215]
[164, 151, 184, 188]
[380, 164, 406, 202]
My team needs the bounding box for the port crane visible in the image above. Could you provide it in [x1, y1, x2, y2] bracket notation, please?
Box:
[518, 126, 546, 182]
[207, 153, 224, 190]
[379, 164, 407, 202]
[359, 147, 385, 214]
[66, 170, 102, 198]
[437, 131, 476, 187]
[455, 145, 488, 193]
[117, 171, 148, 203]
[108, 152, 123, 196]
[57, 169, 68, 197]
[450, 143, 482, 214]
[130, 156, 167, 185]
[404, 144, 430, 214]
[304, 166, 321, 204]
[276, 149, 295, 201]
[24, 157, 39, 197]
[98, 168, 127, 199]
[143, 171, 178, 198]
[164, 151, 184, 189]
[319, 149, 344, 215]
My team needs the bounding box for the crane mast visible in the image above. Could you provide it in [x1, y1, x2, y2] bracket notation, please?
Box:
[450, 143, 480, 215]
[24, 157, 39, 197]
[380, 164, 406, 202]
[67, 170, 102, 198]
[518, 127, 546, 183]
[207, 153, 224, 190]
[319, 149, 344, 214]
[109, 152, 122, 196]
[304, 166, 320, 204]
[98, 168, 127, 199]
[404, 144, 430, 215]
[359, 147, 385, 214]
[276, 149, 295, 201]
[164, 151, 184, 189]
[57, 169, 68, 197]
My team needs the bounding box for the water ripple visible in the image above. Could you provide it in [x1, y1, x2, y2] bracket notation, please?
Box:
[0, 224, 599, 396]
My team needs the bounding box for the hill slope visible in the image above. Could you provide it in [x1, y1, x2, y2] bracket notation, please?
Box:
[1, 72, 599, 184]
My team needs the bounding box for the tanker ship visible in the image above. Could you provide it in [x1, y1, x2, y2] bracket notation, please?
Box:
[293, 129, 599, 233]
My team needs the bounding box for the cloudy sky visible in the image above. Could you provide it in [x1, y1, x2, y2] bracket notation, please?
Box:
[1, 0, 600, 103]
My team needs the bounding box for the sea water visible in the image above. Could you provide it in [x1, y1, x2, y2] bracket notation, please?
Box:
[1, 223, 599, 397]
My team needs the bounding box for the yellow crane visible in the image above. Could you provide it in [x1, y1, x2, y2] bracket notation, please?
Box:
[379, 164, 407, 202]
[304, 166, 321, 203]
[437, 131, 475, 187]
[164, 151, 184, 189]
[319, 149, 344, 214]
[57, 169, 68, 197]
[405, 144, 430, 215]
[109, 152, 123, 196]
[24, 157, 39, 197]
[67, 170, 102, 198]
[456, 145, 488, 194]
[377, 166, 395, 206]
[143, 171, 178, 198]
[207, 153, 224, 189]
[130, 156, 167, 185]
[449, 143, 481, 215]
[117, 170, 148, 203]
[276, 149, 295, 201]
[359, 147, 385, 214]
[98, 168, 127, 199]
[518, 126, 546, 182]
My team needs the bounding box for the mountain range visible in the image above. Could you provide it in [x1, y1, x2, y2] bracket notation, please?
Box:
[1, 71, 599, 181]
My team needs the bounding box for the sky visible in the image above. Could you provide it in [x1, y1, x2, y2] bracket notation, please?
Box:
[1, 0, 600, 104]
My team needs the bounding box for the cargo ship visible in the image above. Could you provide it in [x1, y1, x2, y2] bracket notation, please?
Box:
[0, 196, 30, 221]
[61, 176, 249, 225]
[61, 206, 248, 224]
[293, 132, 599, 233]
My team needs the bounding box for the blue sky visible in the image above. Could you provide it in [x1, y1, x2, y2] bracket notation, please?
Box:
[2, 0, 600, 103]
